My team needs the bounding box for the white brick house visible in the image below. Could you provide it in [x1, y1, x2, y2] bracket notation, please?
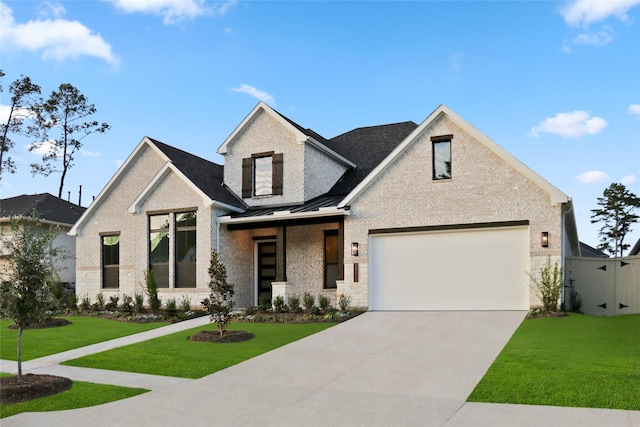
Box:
[71, 103, 580, 310]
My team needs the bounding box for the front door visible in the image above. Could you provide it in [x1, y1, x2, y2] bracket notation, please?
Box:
[257, 241, 276, 305]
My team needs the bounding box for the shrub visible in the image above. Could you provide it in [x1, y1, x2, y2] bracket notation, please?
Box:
[528, 256, 563, 312]
[288, 294, 302, 313]
[318, 294, 332, 312]
[570, 290, 583, 313]
[80, 294, 91, 311]
[338, 294, 352, 312]
[165, 297, 178, 317]
[302, 292, 315, 312]
[179, 295, 191, 312]
[49, 281, 66, 310]
[144, 270, 162, 313]
[258, 295, 271, 311]
[67, 292, 78, 313]
[273, 295, 288, 313]
[134, 292, 145, 313]
[106, 295, 120, 310]
[93, 293, 105, 311]
[120, 294, 133, 313]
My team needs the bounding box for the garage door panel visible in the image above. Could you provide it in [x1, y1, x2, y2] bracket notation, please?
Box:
[369, 227, 529, 311]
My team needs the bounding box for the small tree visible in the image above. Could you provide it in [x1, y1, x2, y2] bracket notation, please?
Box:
[0, 215, 64, 383]
[591, 183, 640, 257]
[144, 269, 161, 312]
[0, 70, 42, 178]
[205, 250, 234, 336]
[528, 256, 563, 312]
[29, 83, 110, 198]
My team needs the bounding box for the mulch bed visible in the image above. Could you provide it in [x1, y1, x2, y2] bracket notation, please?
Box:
[1, 374, 72, 405]
[188, 329, 254, 343]
[526, 311, 569, 319]
[8, 318, 72, 330]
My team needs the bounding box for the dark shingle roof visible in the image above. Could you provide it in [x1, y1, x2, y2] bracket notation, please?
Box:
[324, 121, 419, 196]
[0, 193, 86, 226]
[629, 238, 640, 256]
[148, 138, 245, 209]
[579, 241, 608, 258]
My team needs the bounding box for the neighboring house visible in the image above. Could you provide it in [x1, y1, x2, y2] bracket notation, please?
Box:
[0, 193, 86, 285]
[630, 238, 640, 256]
[579, 241, 608, 258]
[71, 103, 580, 311]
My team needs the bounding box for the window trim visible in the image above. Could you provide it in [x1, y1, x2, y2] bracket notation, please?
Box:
[431, 135, 453, 181]
[174, 211, 197, 288]
[324, 229, 339, 290]
[101, 233, 120, 289]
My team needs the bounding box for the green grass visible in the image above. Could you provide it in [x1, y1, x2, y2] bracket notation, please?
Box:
[63, 322, 336, 378]
[1, 317, 169, 361]
[0, 374, 148, 419]
[468, 313, 640, 410]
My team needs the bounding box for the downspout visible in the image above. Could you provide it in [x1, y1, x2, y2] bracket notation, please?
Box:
[561, 200, 576, 311]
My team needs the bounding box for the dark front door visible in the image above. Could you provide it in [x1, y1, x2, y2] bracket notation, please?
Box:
[257, 242, 276, 305]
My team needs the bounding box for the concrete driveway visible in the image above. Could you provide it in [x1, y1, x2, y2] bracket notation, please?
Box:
[5, 311, 639, 426]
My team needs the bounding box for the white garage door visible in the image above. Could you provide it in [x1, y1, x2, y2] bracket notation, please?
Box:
[369, 226, 530, 311]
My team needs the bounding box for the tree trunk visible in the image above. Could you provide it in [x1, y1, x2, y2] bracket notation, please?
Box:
[17, 326, 24, 384]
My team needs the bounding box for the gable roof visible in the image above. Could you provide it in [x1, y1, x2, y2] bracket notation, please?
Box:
[70, 137, 244, 236]
[0, 193, 86, 227]
[217, 102, 356, 168]
[338, 104, 570, 208]
[579, 241, 608, 258]
[324, 121, 419, 196]
[148, 138, 244, 209]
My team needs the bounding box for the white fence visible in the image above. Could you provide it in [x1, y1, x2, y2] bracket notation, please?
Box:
[565, 255, 640, 316]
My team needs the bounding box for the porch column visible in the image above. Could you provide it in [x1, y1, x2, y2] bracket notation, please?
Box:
[338, 218, 344, 280]
[276, 226, 287, 282]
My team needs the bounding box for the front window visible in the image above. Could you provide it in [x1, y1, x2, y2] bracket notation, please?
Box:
[254, 155, 273, 196]
[175, 212, 196, 288]
[102, 234, 120, 289]
[324, 230, 339, 289]
[433, 140, 451, 180]
[149, 214, 170, 288]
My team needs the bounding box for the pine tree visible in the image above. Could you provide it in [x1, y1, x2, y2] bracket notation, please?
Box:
[590, 183, 640, 257]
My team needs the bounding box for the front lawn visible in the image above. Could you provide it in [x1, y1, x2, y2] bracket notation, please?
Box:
[0, 317, 169, 361]
[468, 313, 640, 410]
[0, 373, 148, 419]
[63, 321, 336, 378]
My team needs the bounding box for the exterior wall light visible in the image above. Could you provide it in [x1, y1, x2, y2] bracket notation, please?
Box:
[351, 242, 359, 256]
[541, 232, 549, 248]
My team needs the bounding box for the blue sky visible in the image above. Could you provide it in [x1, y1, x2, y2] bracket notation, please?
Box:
[1, 0, 639, 251]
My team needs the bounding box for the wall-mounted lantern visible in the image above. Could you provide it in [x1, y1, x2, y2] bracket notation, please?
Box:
[541, 232, 549, 248]
[351, 242, 359, 256]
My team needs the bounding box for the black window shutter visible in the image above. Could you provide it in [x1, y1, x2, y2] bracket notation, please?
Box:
[242, 157, 252, 198]
[272, 153, 283, 195]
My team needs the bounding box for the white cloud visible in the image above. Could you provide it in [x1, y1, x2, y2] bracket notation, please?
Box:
[576, 170, 611, 183]
[561, 0, 640, 27]
[528, 110, 608, 138]
[107, 0, 236, 25]
[572, 26, 614, 46]
[28, 140, 61, 158]
[81, 149, 101, 157]
[0, 2, 119, 66]
[629, 104, 640, 117]
[620, 174, 637, 185]
[231, 84, 276, 105]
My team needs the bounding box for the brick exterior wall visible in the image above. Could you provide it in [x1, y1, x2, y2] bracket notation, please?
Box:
[338, 114, 564, 308]
[222, 109, 347, 207]
[75, 143, 227, 308]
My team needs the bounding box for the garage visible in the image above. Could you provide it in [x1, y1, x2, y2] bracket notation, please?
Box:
[368, 225, 530, 311]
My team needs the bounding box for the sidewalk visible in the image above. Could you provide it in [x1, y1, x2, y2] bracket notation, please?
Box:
[2, 312, 639, 427]
[0, 315, 210, 390]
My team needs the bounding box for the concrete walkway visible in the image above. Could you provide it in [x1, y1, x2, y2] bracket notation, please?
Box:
[2, 312, 639, 426]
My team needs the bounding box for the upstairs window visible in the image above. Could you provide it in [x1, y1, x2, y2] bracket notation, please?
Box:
[242, 152, 283, 198]
[254, 155, 273, 196]
[432, 135, 452, 180]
